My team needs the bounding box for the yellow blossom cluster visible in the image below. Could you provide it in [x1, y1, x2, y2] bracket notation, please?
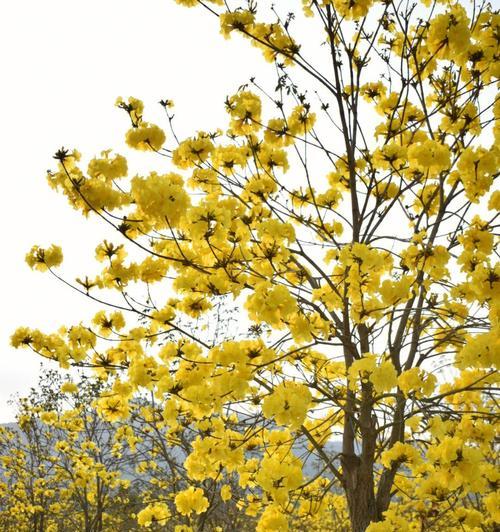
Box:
[10, 1, 500, 531]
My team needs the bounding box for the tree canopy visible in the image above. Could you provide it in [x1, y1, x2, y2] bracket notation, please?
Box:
[10, 0, 500, 530]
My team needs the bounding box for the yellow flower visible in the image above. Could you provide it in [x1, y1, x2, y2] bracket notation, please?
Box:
[96, 394, 130, 422]
[348, 354, 397, 393]
[220, 484, 232, 501]
[256, 504, 289, 532]
[125, 123, 166, 151]
[87, 151, 127, 181]
[381, 441, 422, 469]
[369, 360, 398, 394]
[116, 96, 144, 125]
[172, 134, 214, 168]
[287, 104, 316, 135]
[174, 0, 198, 6]
[60, 382, 78, 394]
[408, 139, 451, 176]
[10, 327, 36, 348]
[137, 502, 171, 527]
[245, 283, 298, 328]
[398, 367, 436, 398]
[262, 381, 312, 430]
[332, 0, 374, 20]
[220, 10, 255, 38]
[92, 311, 126, 336]
[174, 486, 209, 516]
[226, 91, 262, 135]
[25, 244, 63, 271]
[40, 411, 58, 425]
[130, 172, 190, 228]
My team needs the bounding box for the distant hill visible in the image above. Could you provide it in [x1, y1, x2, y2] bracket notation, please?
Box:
[0, 421, 342, 480]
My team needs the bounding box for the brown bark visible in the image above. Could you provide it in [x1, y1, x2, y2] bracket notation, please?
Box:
[342, 376, 380, 530]
[343, 452, 378, 532]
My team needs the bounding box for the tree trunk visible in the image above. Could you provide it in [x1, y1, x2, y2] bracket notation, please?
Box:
[342, 372, 379, 532]
[342, 449, 379, 531]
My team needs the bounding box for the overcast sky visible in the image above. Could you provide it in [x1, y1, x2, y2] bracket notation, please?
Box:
[1, 1, 469, 422]
[0, 0, 268, 422]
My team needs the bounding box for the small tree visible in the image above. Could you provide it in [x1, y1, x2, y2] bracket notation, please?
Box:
[12, 0, 499, 530]
[0, 371, 136, 531]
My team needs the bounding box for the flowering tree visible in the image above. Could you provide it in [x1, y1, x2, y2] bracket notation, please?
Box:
[0, 371, 136, 531]
[12, 0, 499, 530]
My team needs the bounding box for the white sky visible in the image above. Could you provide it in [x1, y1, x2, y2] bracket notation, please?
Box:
[0, 0, 268, 422]
[1, 1, 483, 422]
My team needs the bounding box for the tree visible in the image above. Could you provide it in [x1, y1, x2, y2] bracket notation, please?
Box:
[12, 0, 499, 530]
[0, 370, 139, 531]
